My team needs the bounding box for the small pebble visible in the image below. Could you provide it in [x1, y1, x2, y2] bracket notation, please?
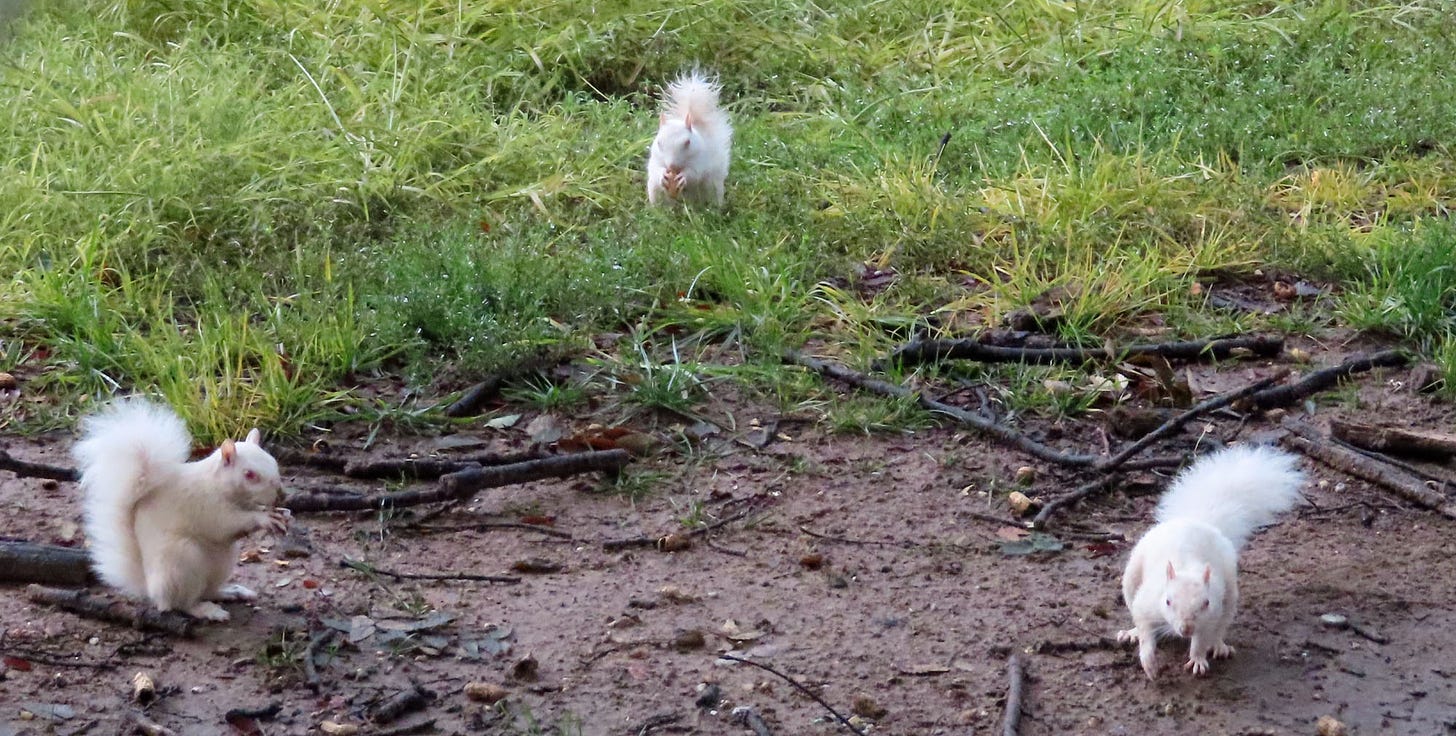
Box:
[1319, 613, 1349, 629]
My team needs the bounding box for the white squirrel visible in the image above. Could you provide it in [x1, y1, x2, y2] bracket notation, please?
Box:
[647, 70, 732, 207]
[1117, 444, 1305, 679]
[73, 398, 291, 622]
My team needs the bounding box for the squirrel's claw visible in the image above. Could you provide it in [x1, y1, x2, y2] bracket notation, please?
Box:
[1211, 642, 1235, 659]
[1116, 627, 1139, 644]
[1184, 656, 1211, 676]
[264, 507, 292, 536]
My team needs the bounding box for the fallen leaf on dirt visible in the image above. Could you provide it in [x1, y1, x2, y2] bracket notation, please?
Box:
[557, 425, 633, 453]
[1006, 491, 1038, 516]
[318, 721, 360, 735]
[523, 414, 562, 443]
[346, 615, 376, 644]
[799, 553, 825, 570]
[684, 421, 720, 443]
[486, 413, 523, 430]
[4, 656, 33, 671]
[511, 558, 562, 574]
[1000, 533, 1064, 556]
[1085, 542, 1120, 558]
[656, 534, 692, 552]
[613, 431, 659, 457]
[518, 515, 556, 527]
[995, 527, 1030, 542]
[0, 371, 16, 390]
[301, 578, 320, 589]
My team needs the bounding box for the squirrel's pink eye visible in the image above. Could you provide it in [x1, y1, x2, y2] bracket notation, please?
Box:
[244, 470, 258, 482]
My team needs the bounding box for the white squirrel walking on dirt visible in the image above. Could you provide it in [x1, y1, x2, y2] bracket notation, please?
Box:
[73, 398, 291, 622]
[647, 70, 732, 206]
[1118, 444, 1305, 679]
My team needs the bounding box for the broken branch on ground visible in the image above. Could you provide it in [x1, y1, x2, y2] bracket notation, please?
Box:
[881, 333, 1283, 371]
[1002, 653, 1026, 736]
[1329, 418, 1456, 460]
[783, 350, 1182, 471]
[0, 541, 97, 586]
[25, 585, 197, 637]
[717, 653, 867, 736]
[1243, 350, 1408, 411]
[284, 449, 631, 512]
[341, 558, 522, 585]
[1282, 420, 1456, 520]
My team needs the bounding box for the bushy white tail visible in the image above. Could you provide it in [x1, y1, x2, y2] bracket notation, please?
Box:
[662, 70, 726, 128]
[1155, 444, 1305, 549]
[72, 398, 192, 596]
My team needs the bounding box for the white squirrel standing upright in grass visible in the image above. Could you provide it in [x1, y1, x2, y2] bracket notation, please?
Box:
[647, 70, 732, 206]
[73, 398, 291, 622]
[1118, 444, 1305, 679]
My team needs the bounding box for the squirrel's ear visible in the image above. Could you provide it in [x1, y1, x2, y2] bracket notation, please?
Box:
[659, 112, 668, 126]
[220, 439, 237, 466]
[1202, 564, 1212, 584]
[246, 428, 262, 445]
[1165, 561, 1176, 580]
[683, 110, 694, 132]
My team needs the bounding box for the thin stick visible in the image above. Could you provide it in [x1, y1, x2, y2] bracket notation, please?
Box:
[284, 450, 631, 512]
[0, 448, 80, 482]
[784, 350, 1182, 471]
[407, 521, 575, 540]
[304, 629, 337, 692]
[1031, 371, 1288, 528]
[602, 506, 762, 552]
[1245, 350, 1408, 410]
[1002, 653, 1026, 736]
[340, 558, 521, 584]
[882, 334, 1283, 371]
[717, 654, 866, 736]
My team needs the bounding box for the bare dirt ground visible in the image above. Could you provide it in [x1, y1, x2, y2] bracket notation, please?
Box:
[3, 341, 1455, 736]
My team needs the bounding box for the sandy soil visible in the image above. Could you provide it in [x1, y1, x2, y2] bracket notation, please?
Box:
[2, 348, 1455, 736]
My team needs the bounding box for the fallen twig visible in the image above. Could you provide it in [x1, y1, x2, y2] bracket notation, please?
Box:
[407, 521, 575, 540]
[222, 702, 283, 725]
[25, 585, 197, 637]
[367, 681, 435, 724]
[0, 447, 80, 482]
[1025, 636, 1124, 655]
[445, 353, 558, 417]
[1282, 421, 1456, 520]
[882, 333, 1283, 371]
[129, 710, 178, 736]
[717, 654, 866, 736]
[304, 629, 337, 692]
[784, 350, 1182, 471]
[1244, 350, 1408, 411]
[1002, 653, 1026, 736]
[372, 719, 438, 736]
[0, 541, 97, 586]
[341, 558, 521, 585]
[603, 505, 764, 552]
[1329, 418, 1456, 460]
[1031, 368, 1319, 528]
[284, 450, 631, 512]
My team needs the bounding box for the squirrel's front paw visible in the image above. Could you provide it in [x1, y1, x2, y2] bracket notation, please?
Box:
[264, 508, 292, 536]
[1116, 627, 1140, 645]
[1211, 642, 1235, 660]
[1183, 656, 1211, 676]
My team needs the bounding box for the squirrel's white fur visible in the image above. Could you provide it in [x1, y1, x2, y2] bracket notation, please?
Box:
[73, 397, 289, 622]
[1117, 444, 1305, 679]
[647, 70, 732, 207]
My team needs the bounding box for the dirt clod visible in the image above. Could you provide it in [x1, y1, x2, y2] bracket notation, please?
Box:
[463, 682, 509, 704]
[851, 693, 888, 719]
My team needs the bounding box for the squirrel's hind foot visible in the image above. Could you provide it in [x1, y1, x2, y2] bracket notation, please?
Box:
[1212, 642, 1235, 659]
[1116, 627, 1140, 644]
[212, 584, 258, 602]
[185, 601, 231, 622]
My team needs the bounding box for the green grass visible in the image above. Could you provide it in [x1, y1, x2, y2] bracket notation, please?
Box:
[2, 1, 1455, 440]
